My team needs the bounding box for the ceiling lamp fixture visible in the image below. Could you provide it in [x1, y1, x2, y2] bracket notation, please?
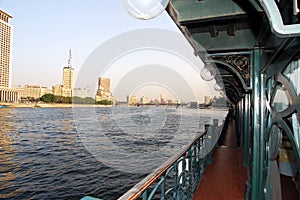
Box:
[200, 63, 216, 81]
[214, 83, 224, 91]
[122, 0, 170, 20]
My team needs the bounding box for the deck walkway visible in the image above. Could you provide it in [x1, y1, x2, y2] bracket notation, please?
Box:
[193, 119, 247, 200]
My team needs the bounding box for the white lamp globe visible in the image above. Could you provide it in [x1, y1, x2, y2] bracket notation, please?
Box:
[121, 0, 170, 20]
[200, 64, 216, 81]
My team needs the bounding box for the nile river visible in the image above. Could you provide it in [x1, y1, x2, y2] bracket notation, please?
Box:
[0, 107, 227, 199]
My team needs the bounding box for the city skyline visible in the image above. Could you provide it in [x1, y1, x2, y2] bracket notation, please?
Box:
[0, 1, 178, 88]
[0, 1, 221, 102]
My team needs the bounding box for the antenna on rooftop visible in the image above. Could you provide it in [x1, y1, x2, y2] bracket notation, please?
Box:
[68, 49, 72, 68]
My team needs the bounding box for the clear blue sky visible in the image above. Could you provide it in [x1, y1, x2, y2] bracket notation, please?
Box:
[0, 0, 218, 101]
[0, 0, 176, 86]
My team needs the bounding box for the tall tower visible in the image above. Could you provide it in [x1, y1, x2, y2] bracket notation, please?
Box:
[0, 10, 13, 88]
[0, 10, 20, 103]
[62, 49, 74, 97]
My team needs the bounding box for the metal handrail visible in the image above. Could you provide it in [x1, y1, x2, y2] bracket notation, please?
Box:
[81, 123, 224, 200]
[119, 129, 212, 200]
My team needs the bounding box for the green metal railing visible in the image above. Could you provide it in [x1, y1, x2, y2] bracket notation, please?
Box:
[118, 126, 222, 200]
[82, 123, 224, 200]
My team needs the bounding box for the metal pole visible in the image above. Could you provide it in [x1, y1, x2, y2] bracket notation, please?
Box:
[251, 48, 264, 200]
[240, 98, 244, 147]
[244, 93, 251, 167]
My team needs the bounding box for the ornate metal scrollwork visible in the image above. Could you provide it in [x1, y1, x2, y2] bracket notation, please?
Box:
[264, 55, 300, 198]
[212, 54, 251, 87]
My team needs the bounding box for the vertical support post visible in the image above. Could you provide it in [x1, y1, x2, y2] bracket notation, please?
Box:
[244, 93, 251, 167]
[142, 190, 148, 200]
[240, 98, 245, 147]
[260, 72, 267, 198]
[161, 176, 165, 200]
[187, 149, 192, 199]
[251, 48, 264, 200]
[173, 162, 178, 199]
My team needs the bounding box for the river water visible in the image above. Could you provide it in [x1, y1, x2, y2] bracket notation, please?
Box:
[0, 107, 227, 199]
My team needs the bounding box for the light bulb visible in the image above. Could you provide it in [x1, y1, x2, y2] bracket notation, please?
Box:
[121, 0, 170, 20]
[214, 83, 223, 91]
[200, 64, 216, 81]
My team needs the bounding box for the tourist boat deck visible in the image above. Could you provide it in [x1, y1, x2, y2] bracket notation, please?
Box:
[193, 119, 299, 200]
[84, 1, 300, 199]
[193, 119, 247, 200]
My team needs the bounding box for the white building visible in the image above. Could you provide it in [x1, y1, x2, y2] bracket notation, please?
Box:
[21, 85, 52, 99]
[0, 10, 20, 102]
[73, 87, 92, 98]
[140, 96, 150, 104]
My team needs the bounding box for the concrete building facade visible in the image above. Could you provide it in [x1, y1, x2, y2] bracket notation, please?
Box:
[0, 10, 12, 88]
[204, 96, 211, 104]
[52, 50, 75, 98]
[53, 85, 63, 96]
[128, 95, 139, 105]
[0, 10, 19, 102]
[140, 96, 150, 104]
[61, 66, 74, 97]
[0, 87, 19, 102]
[62, 66, 74, 91]
[73, 87, 92, 98]
[21, 85, 52, 99]
[160, 94, 166, 104]
[95, 77, 112, 102]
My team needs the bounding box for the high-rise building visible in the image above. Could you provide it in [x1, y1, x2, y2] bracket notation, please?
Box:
[0, 10, 20, 103]
[62, 49, 74, 97]
[63, 67, 74, 90]
[53, 50, 75, 98]
[0, 10, 12, 88]
[95, 77, 112, 102]
[204, 96, 211, 104]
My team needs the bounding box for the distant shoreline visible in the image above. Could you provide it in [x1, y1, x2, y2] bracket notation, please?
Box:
[6, 103, 112, 108]
[2, 103, 228, 110]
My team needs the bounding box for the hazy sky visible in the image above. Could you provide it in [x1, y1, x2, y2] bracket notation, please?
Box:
[0, 0, 219, 101]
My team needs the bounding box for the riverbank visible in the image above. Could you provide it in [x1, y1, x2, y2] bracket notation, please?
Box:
[6, 103, 112, 108]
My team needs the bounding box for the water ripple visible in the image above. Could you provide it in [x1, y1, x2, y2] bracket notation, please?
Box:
[0, 107, 227, 199]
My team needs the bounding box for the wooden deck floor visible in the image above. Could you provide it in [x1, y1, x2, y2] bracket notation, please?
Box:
[193, 119, 247, 200]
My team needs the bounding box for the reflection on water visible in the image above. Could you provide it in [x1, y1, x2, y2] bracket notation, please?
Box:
[0, 107, 227, 199]
[0, 108, 141, 200]
[0, 109, 21, 199]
